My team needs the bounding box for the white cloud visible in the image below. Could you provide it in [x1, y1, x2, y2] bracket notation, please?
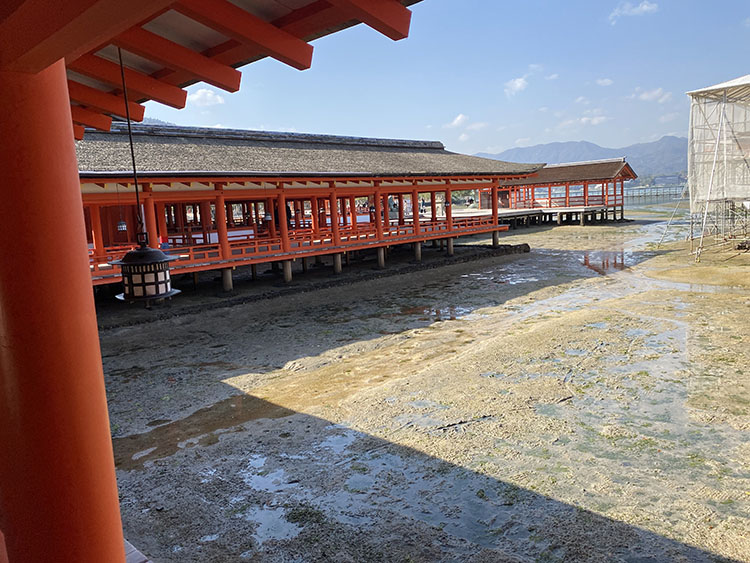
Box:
[575, 96, 590, 105]
[515, 138, 531, 146]
[207, 123, 226, 128]
[558, 114, 609, 128]
[444, 113, 468, 128]
[538, 107, 549, 113]
[458, 133, 470, 142]
[636, 87, 672, 103]
[504, 76, 528, 97]
[466, 122, 488, 131]
[581, 116, 608, 126]
[187, 88, 225, 107]
[545, 73, 559, 81]
[596, 78, 614, 86]
[609, 1, 658, 25]
[528, 64, 543, 73]
[659, 112, 680, 123]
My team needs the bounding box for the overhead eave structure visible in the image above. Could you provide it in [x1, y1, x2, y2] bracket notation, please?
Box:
[0, 2, 420, 562]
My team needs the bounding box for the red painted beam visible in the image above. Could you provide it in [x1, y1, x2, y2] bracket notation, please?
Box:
[113, 27, 241, 92]
[326, 0, 412, 41]
[69, 54, 187, 109]
[73, 123, 86, 140]
[71, 105, 112, 131]
[68, 80, 145, 121]
[174, 0, 314, 71]
[0, 0, 174, 73]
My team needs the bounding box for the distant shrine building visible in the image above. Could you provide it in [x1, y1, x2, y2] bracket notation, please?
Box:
[77, 124, 635, 286]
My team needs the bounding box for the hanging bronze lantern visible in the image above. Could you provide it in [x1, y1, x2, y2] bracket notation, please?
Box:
[113, 233, 180, 303]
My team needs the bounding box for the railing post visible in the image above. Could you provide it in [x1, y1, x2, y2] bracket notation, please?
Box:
[412, 187, 421, 235]
[374, 184, 384, 239]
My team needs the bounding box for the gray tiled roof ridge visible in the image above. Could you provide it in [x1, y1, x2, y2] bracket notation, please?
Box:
[106, 122, 446, 150]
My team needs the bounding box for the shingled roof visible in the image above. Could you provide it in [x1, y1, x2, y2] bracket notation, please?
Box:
[76, 124, 543, 178]
[497, 157, 637, 186]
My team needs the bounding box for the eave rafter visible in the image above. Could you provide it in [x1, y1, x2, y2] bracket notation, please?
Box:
[112, 27, 241, 92]
[172, 0, 314, 71]
[2, 0, 417, 139]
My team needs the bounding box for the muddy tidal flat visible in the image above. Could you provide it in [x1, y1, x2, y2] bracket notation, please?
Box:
[101, 203, 750, 562]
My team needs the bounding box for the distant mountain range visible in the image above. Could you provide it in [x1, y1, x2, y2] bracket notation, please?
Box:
[476, 136, 688, 182]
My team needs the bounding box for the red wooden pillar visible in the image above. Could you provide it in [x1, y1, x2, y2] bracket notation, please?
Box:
[491, 184, 499, 224]
[278, 192, 290, 251]
[565, 183, 570, 206]
[215, 189, 230, 259]
[397, 193, 405, 225]
[90, 204, 105, 259]
[445, 189, 453, 229]
[584, 182, 589, 206]
[0, 59, 124, 562]
[412, 189, 421, 235]
[349, 195, 358, 231]
[548, 185, 552, 208]
[143, 186, 159, 249]
[265, 198, 277, 238]
[374, 188, 384, 239]
[311, 197, 319, 234]
[382, 192, 390, 230]
[156, 202, 168, 244]
[431, 191, 437, 222]
[329, 189, 341, 245]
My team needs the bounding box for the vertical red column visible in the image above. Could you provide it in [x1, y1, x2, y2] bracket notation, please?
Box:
[215, 188, 230, 259]
[90, 204, 105, 260]
[0, 60, 124, 562]
[156, 202, 168, 244]
[329, 188, 341, 246]
[491, 184, 499, 224]
[278, 191, 290, 252]
[143, 185, 159, 249]
[412, 189, 421, 235]
[374, 187, 384, 239]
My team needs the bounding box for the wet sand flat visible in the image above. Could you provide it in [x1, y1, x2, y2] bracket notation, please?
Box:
[101, 203, 750, 562]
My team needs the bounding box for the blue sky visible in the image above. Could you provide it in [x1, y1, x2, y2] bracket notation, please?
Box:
[145, 0, 750, 154]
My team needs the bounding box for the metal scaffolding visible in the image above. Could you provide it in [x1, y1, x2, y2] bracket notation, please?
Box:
[687, 75, 750, 260]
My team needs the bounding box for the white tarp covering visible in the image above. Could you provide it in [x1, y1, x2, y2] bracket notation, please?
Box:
[688, 75, 750, 213]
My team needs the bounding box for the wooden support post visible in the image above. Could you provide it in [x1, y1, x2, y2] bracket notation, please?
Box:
[329, 189, 341, 246]
[221, 268, 233, 291]
[492, 231, 500, 247]
[446, 238, 454, 256]
[200, 200, 211, 243]
[301, 257, 308, 273]
[580, 212, 585, 227]
[333, 253, 343, 274]
[251, 263, 258, 280]
[414, 241, 422, 262]
[278, 191, 290, 252]
[377, 246, 386, 269]
[311, 196, 319, 233]
[374, 188, 384, 239]
[412, 189, 421, 235]
[156, 202, 168, 244]
[430, 191, 437, 222]
[215, 191, 230, 260]
[90, 204, 105, 259]
[557, 213, 562, 226]
[283, 260, 292, 283]
[0, 59, 124, 563]
[349, 195, 358, 231]
[144, 195, 159, 249]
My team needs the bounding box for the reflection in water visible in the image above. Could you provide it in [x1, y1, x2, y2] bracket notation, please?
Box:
[581, 250, 628, 275]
